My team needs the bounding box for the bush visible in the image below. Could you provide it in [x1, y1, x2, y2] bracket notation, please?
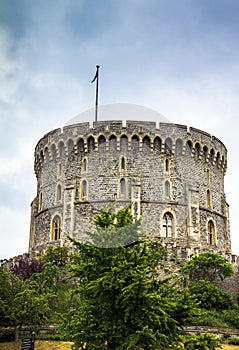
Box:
[180, 333, 222, 350]
[186, 309, 227, 328]
[0, 329, 15, 343]
[189, 279, 235, 310]
[221, 309, 239, 329]
[228, 337, 239, 345]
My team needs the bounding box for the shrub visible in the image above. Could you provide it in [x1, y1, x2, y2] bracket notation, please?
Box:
[0, 329, 15, 342]
[221, 309, 239, 329]
[179, 333, 222, 350]
[228, 337, 239, 345]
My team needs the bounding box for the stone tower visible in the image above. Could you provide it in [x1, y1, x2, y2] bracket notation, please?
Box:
[29, 105, 231, 261]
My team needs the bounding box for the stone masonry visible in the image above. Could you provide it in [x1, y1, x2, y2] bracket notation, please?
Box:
[29, 119, 231, 263]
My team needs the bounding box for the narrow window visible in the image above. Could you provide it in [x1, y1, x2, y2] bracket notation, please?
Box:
[56, 184, 62, 202]
[207, 189, 211, 208]
[162, 212, 173, 238]
[120, 178, 125, 195]
[52, 215, 61, 241]
[121, 157, 125, 170]
[83, 158, 87, 172]
[165, 180, 170, 198]
[39, 192, 43, 211]
[165, 159, 169, 172]
[58, 163, 62, 177]
[82, 180, 87, 198]
[208, 220, 215, 245]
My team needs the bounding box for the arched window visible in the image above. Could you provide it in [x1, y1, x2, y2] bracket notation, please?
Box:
[98, 135, 106, 151]
[175, 139, 182, 156]
[131, 135, 139, 153]
[81, 180, 87, 198]
[195, 143, 201, 159]
[121, 157, 125, 170]
[83, 158, 87, 172]
[87, 136, 95, 152]
[51, 144, 57, 161]
[216, 152, 220, 168]
[68, 139, 74, 155]
[77, 138, 85, 157]
[120, 178, 126, 196]
[186, 140, 192, 158]
[51, 215, 61, 241]
[207, 189, 211, 209]
[165, 138, 172, 155]
[162, 212, 173, 238]
[203, 146, 208, 162]
[154, 137, 161, 154]
[165, 180, 170, 198]
[142, 136, 150, 153]
[109, 135, 117, 151]
[120, 135, 128, 152]
[210, 149, 215, 164]
[56, 184, 62, 202]
[58, 141, 65, 158]
[44, 147, 49, 162]
[208, 220, 215, 245]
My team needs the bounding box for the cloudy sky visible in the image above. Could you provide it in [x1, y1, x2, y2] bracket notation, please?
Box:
[1, 0, 239, 259]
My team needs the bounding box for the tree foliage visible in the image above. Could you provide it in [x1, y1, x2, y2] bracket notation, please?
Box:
[60, 207, 195, 350]
[188, 279, 235, 311]
[0, 265, 52, 341]
[181, 252, 234, 283]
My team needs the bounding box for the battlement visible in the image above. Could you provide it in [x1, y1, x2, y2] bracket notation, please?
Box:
[34, 121, 227, 177]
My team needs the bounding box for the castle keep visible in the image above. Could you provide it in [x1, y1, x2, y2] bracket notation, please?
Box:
[29, 109, 231, 261]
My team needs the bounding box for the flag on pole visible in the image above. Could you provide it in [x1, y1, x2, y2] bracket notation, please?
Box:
[91, 65, 100, 83]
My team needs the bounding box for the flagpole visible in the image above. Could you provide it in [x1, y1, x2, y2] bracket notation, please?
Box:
[91, 65, 100, 122]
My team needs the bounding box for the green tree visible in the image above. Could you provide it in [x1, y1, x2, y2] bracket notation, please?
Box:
[60, 207, 194, 350]
[0, 265, 52, 342]
[189, 279, 235, 311]
[181, 252, 234, 283]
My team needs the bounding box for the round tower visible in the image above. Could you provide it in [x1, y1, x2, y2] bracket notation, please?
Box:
[29, 106, 231, 261]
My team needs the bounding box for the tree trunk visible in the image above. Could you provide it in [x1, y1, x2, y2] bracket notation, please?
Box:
[14, 325, 19, 343]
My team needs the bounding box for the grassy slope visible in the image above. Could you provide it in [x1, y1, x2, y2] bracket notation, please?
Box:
[0, 340, 73, 350]
[0, 341, 238, 350]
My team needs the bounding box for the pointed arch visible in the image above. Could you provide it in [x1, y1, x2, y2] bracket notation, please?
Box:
[58, 141, 65, 158]
[195, 143, 201, 159]
[154, 137, 161, 154]
[162, 212, 174, 238]
[131, 135, 139, 153]
[165, 137, 172, 155]
[67, 139, 74, 156]
[186, 140, 192, 158]
[77, 138, 85, 157]
[87, 136, 95, 152]
[50, 144, 56, 161]
[175, 139, 183, 156]
[98, 135, 106, 151]
[109, 134, 117, 151]
[51, 215, 62, 241]
[208, 220, 216, 245]
[142, 136, 151, 153]
[120, 135, 128, 152]
[119, 178, 126, 197]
